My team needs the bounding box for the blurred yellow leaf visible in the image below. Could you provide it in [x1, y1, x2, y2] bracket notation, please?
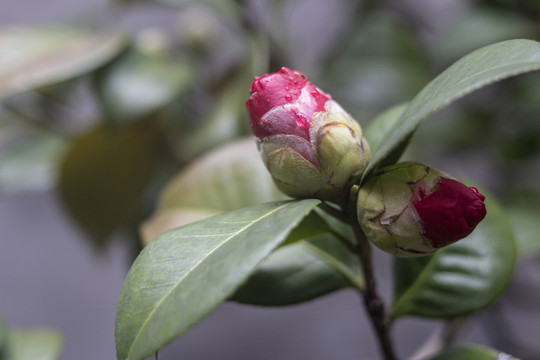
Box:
[59, 120, 160, 243]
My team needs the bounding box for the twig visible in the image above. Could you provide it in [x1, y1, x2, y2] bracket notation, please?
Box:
[352, 222, 397, 360]
[408, 317, 467, 360]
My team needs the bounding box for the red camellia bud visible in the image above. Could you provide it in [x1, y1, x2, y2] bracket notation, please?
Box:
[412, 178, 487, 249]
[357, 162, 487, 256]
[246, 67, 370, 201]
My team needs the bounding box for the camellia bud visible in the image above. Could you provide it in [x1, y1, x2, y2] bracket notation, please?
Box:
[246, 67, 370, 201]
[357, 162, 487, 256]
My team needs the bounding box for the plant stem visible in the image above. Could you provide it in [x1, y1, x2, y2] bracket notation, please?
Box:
[408, 317, 467, 360]
[352, 222, 397, 360]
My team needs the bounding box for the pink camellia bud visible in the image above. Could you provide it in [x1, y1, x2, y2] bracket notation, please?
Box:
[246, 67, 370, 201]
[357, 162, 487, 256]
[247, 68, 330, 141]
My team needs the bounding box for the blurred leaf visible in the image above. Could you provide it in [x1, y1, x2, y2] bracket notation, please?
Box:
[0, 27, 125, 100]
[0, 316, 7, 353]
[182, 77, 248, 158]
[433, 8, 536, 65]
[140, 208, 220, 246]
[141, 138, 285, 243]
[95, 51, 192, 124]
[59, 120, 160, 243]
[391, 194, 516, 319]
[0, 131, 66, 195]
[160, 138, 283, 211]
[364, 102, 408, 156]
[115, 199, 320, 360]
[426, 345, 518, 360]
[364, 40, 540, 180]
[506, 204, 540, 255]
[141, 138, 287, 243]
[326, 14, 429, 120]
[155, 0, 241, 20]
[364, 103, 412, 171]
[2, 329, 63, 360]
[232, 232, 362, 306]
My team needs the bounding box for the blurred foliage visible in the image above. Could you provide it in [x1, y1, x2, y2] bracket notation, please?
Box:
[0, 315, 63, 360]
[1, 0, 540, 306]
[1, 0, 540, 358]
[1, 329, 63, 360]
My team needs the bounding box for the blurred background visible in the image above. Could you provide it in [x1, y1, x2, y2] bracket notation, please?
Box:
[1, 0, 540, 359]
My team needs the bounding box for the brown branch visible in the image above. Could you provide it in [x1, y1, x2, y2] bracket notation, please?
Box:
[352, 222, 397, 360]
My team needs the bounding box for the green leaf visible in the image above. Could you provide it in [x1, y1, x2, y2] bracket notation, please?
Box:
[95, 51, 192, 124]
[232, 232, 362, 306]
[59, 120, 160, 243]
[3, 329, 63, 360]
[0, 26, 125, 100]
[364, 39, 540, 179]
[426, 345, 519, 360]
[232, 209, 362, 306]
[391, 194, 516, 319]
[115, 199, 320, 360]
[142, 139, 360, 307]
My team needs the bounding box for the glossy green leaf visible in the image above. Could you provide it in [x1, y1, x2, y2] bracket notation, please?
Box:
[426, 345, 519, 360]
[59, 120, 160, 242]
[115, 199, 320, 360]
[391, 195, 516, 319]
[141, 138, 360, 306]
[0, 27, 125, 99]
[96, 51, 192, 124]
[232, 232, 362, 306]
[364, 39, 540, 179]
[2, 329, 63, 360]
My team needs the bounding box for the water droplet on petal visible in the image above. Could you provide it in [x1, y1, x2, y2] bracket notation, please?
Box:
[294, 71, 307, 80]
[285, 94, 292, 102]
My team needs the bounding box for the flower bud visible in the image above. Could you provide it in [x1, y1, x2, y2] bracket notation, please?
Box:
[357, 162, 487, 256]
[246, 67, 370, 201]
